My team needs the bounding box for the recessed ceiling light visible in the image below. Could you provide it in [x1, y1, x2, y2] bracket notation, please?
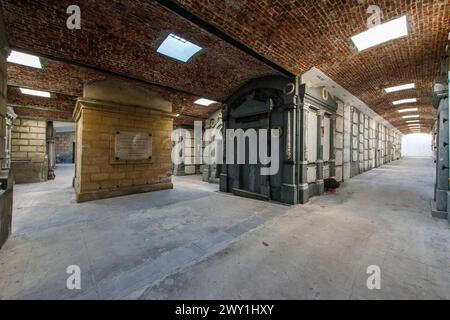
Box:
[20, 88, 51, 98]
[157, 33, 203, 63]
[406, 120, 420, 123]
[194, 98, 217, 106]
[398, 108, 418, 113]
[402, 115, 419, 119]
[384, 83, 415, 93]
[7, 50, 42, 69]
[350, 16, 409, 52]
[393, 98, 417, 105]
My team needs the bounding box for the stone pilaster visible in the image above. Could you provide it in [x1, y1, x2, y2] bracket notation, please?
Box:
[329, 114, 336, 179]
[297, 80, 309, 204]
[316, 110, 324, 195]
[280, 91, 298, 205]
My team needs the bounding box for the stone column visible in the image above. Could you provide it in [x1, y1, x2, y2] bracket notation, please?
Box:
[46, 121, 56, 180]
[316, 110, 324, 195]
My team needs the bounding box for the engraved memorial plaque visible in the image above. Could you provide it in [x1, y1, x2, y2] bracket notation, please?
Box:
[114, 131, 152, 161]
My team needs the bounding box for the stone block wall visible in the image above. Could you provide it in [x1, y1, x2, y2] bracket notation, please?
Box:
[55, 131, 75, 163]
[11, 118, 48, 183]
[74, 104, 173, 202]
[335, 102, 401, 183]
[73, 80, 175, 202]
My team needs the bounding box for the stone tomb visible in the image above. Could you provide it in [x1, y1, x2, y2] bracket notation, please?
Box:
[73, 80, 176, 202]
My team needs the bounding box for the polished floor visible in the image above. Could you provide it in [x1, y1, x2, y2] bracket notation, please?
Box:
[0, 158, 449, 299]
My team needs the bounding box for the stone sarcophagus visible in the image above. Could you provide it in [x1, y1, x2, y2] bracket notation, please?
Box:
[219, 75, 338, 205]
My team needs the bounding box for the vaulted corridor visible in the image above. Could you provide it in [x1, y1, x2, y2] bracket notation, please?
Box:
[1, 157, 448, 299]
[0, 0, 448, 306]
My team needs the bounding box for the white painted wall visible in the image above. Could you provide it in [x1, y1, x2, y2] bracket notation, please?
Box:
[402, 133, 432, 157]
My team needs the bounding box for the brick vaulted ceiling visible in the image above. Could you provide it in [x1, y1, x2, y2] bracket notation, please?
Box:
[2, 0, 449, 132]
[1, 0, 283, 123]
[173, 0, 450, 133]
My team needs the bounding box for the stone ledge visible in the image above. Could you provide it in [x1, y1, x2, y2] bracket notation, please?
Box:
[76, 182, 174, 203]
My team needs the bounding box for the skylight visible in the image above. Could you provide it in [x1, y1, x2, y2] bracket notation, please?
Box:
[7, 50, 42, 69]
[20, 88, 51, 98]
[402, 115, 420, 119]
[194, 98, 217, 106]
[393, 98, 417, 105]
[406, 120, 420, 123]
[157, 33, 203, 63]
[398, 108, 418, 113]
[408, 124, 421, 127]
[384, 83, 415, 94]
[350, 16, 408, 52]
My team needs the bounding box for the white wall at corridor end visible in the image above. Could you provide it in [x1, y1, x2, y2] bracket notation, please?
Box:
[402, 133, 432, 157]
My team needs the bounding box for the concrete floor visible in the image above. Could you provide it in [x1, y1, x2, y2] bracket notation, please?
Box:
[0, 158, 449, 299]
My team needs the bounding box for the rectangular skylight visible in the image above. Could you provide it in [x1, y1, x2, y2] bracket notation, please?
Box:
[402, 115, 419, 119]
[384, 83, 415, 93]
[157, 33, 203, 63]
[20, 88, 51, 98]
[7, 50, 42, 69]
[398, 108, 418, 113]
[393, 98, 417, 105]
[408, 124, 421, 127]
[406, 120, 420, 123]
[194, 98, 217, 106]
[350, 16, 409, 52]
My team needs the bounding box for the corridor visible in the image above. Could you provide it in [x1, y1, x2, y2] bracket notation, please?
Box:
[0, 157, 448, 299]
